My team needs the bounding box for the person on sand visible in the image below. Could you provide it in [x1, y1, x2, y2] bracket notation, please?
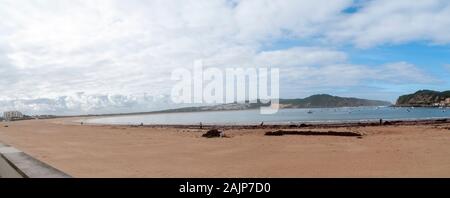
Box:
[200, 122, 203, 129]
[379, 119, 383, 125]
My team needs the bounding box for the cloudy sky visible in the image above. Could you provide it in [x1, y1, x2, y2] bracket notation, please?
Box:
[1, 0, 450, 115]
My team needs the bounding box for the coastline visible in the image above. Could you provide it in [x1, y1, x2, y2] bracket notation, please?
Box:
[78, 106, 450, 126]
[80, 117, 450, 129]
[45, 105, 449, 120]
[0, 117, 450, 177]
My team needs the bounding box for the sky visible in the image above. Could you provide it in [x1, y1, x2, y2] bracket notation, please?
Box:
[0, 0, 450, 115]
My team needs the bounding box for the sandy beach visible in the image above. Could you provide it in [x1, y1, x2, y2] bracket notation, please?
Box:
[0, 118, 450, 178]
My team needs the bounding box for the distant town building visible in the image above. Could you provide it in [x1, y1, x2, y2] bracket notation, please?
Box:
[439, 98, 450, 107]
[3, 111, 23, 121]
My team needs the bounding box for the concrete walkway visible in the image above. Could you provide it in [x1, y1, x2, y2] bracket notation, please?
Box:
[0, 142, 71, 178]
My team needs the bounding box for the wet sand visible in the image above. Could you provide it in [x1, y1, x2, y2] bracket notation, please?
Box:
[0, 118, 450, 177]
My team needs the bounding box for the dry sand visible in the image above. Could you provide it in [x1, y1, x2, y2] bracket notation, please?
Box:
[0, 118, 450, 178]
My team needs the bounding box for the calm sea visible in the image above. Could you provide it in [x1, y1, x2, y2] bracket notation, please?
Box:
[85, 106, 450, 125]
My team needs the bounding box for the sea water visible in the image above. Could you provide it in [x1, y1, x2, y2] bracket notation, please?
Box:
[85, 106, 450, 125]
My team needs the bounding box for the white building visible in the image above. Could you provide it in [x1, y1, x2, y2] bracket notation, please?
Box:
[3, 111, 23, 121]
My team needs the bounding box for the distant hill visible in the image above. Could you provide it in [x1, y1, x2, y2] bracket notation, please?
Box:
[279, 94, 391, 108]
[156, 94, 391, 113]
[396, 90, 450, 107]
[78, 94, 392, 117]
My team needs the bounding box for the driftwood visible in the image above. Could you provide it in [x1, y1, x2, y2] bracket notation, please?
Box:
[202, 129, 223, 138]
[265, 130, 362, 137]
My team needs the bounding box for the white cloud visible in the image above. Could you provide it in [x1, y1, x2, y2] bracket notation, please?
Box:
[373, 62, 440, 84]
[233, 0, 352, 42]
[0, 92, 177, 115]
[328, 0, 450, 47]
[279, 62, 436, 89]
[254, 47, 348, 67]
